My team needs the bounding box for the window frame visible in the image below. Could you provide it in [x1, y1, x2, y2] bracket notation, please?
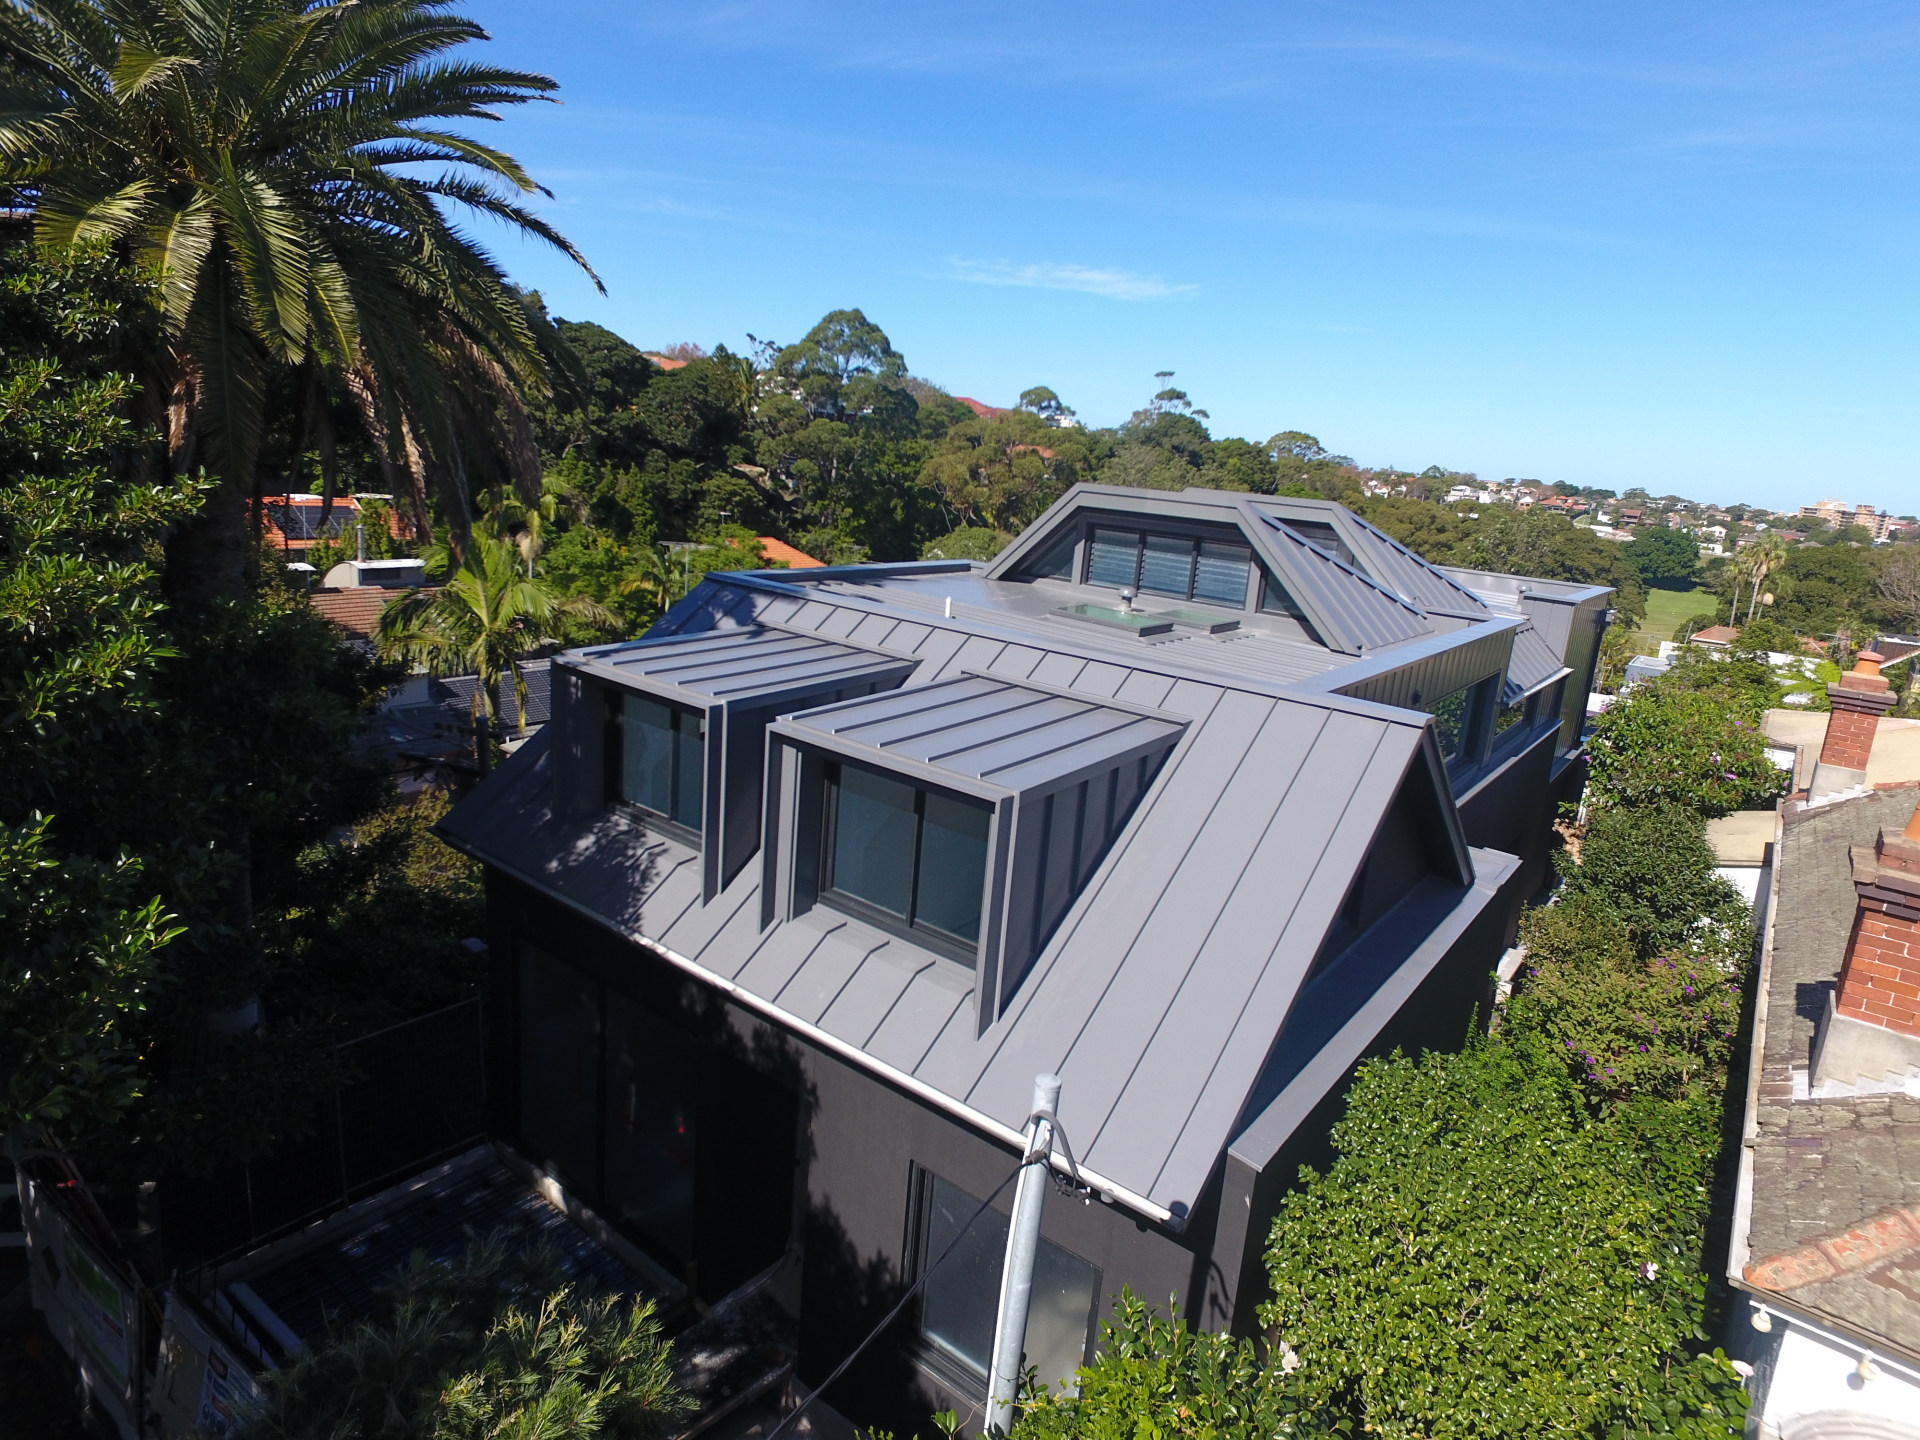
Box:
[817, 759, 993, 966]
[902, 1164, 1100, 1397]
[604, 689, 706, 845]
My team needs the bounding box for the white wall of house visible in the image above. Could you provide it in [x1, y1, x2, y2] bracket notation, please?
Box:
[1751, 1312, 1920, 1440]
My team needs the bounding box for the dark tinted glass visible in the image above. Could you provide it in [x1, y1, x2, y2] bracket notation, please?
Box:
[1139, 534, 1195, 596]
[621, 695, 675, 815]
[1026, 530, 1078, 579]
[620, 695, 703, 828]
[917, 1173, 1097, 1393]
[671, 708, 704, 826]
[914, 789, 992, 943]
[603, 989, 697, 1259]
[518, 946, 599, 1193]
[1259, 569, 1305, 617]
[1193, 542, 1252, 605]
[1087, 528, 1140, 588]
[828, 764, 916, 917]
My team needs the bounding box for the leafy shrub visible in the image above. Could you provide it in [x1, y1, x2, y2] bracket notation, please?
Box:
[1517, 891, 1636, 973]
[1560, 805, 1748, 960]
[1511, 953, 1743, 1105]
[234, 1230, 688, 1440]
[1586, 684, 1785, 817]
[1014, 1290, 1348, 1440]
[1258, 1035, 1746, 1440]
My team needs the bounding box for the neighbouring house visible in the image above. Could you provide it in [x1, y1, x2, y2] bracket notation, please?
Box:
[1620, 507, 1644, 527]
[1690, 624, 1741, 649]
[255, 492, 408, 554]
[1731, 666, 1920, 1436]
[439, 483, 1611, 1431]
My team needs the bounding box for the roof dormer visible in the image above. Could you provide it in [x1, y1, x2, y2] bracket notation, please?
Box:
[761, 674, 1187, 1031]
[551, 627, 918, 898]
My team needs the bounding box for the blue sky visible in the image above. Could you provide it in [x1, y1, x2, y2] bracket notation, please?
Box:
[460, 1, 1920, 512]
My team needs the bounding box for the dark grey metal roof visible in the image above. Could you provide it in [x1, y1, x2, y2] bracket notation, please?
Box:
[435, 659, 550, 729]
[1255, 514, 1432, 654]
[775, 674, 1186, 796]
[1328, 513, 1493, 617]
[441, 573, 1498, 1226]
[570, 625, 909, 704]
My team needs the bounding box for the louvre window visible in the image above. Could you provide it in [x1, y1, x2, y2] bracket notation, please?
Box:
[821, 762, 992, 957]
[1085, 528, 1253, 608]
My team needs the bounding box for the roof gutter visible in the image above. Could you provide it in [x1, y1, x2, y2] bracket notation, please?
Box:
[438, 832, 1179, 1230]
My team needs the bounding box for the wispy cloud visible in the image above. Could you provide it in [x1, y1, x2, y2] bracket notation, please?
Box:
[944, 258, 1195, 300]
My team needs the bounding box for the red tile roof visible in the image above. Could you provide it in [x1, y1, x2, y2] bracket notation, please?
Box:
[1689, 625, 1740, 647]
[643, 353, 690, 371]
[956, 396, 1010, 418]
[309, 586, 434, 639]
[755, 537, 824, 569]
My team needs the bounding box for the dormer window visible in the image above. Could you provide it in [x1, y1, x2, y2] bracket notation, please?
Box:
[763, 675, 1187, 1030]
[555, 627, 918, 900]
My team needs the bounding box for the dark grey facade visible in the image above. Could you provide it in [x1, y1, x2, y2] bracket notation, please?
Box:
[442, 483, 1607, 1430]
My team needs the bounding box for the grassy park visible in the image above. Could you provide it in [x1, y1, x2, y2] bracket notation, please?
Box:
[1638, 585, 1721, 640]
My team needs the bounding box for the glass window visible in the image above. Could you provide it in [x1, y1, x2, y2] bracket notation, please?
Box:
[1193, 542, 1252, 605]
[1280, 518, 1357, 567]
[1259, 568, 1305, 617]
[618, 694, 704, 830]
[518, 945, 600, 1194]
[1422, 675, 1498, 765]
[604, 989, 698, 1259]
[822, 763, 992, 955]
[914, 1171, 1099, 1396]
[1138, 534, 1195, 597]
[1025, 530, 1078, 579]
[827, 763, 917, 919]
[1086, 528, 1141, 589]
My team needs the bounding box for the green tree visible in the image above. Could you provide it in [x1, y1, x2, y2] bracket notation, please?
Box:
[234, 1231, 688, 1440]
[377, 538, 612, 740]
[1559, 804, 1748, 960]
[918, 409, 1088, 532]
[1586, 677, 1786, 817]
[3, 0, 598, 597]
[1014, 1290, 1345, 1440]
[1623, 528, 1701, 590]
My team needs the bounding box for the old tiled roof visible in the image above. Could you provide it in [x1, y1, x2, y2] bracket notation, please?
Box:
[310, 586, 410, 638]
[1740, 785, 1920, 1360]
[754, 537, 824, 569]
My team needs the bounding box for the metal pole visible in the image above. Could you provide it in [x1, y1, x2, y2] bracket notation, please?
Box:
[985, 1073, 1059, 1435]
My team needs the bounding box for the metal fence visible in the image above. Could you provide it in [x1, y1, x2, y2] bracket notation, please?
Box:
[159, 999, 487, 1269]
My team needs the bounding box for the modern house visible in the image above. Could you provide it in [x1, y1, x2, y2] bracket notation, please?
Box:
[439, 483, 1611, 1430]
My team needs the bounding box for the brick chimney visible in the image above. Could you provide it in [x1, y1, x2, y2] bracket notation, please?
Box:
[1807, 651, 1896, 799]
[1811, 797, 1920, 1088]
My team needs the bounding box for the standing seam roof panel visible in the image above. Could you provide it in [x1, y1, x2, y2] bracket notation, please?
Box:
[1258, 517, 1432, 653]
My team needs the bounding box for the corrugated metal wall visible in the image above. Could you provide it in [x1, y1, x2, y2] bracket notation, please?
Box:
[1333, 627, 1514, 711]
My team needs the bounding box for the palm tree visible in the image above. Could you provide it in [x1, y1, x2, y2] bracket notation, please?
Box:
[1, 0, 600, 600]
[375, 538, 610, 767]
[1744, 533, 1792, 623]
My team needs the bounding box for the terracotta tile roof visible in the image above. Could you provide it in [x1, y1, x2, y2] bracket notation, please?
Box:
[309, 585, 434, 639]
[956, 396, 1010, 418]
[642, 352, 690, 370]
[1690, 624, 1740, 646]
[755, 537, 824, 569]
